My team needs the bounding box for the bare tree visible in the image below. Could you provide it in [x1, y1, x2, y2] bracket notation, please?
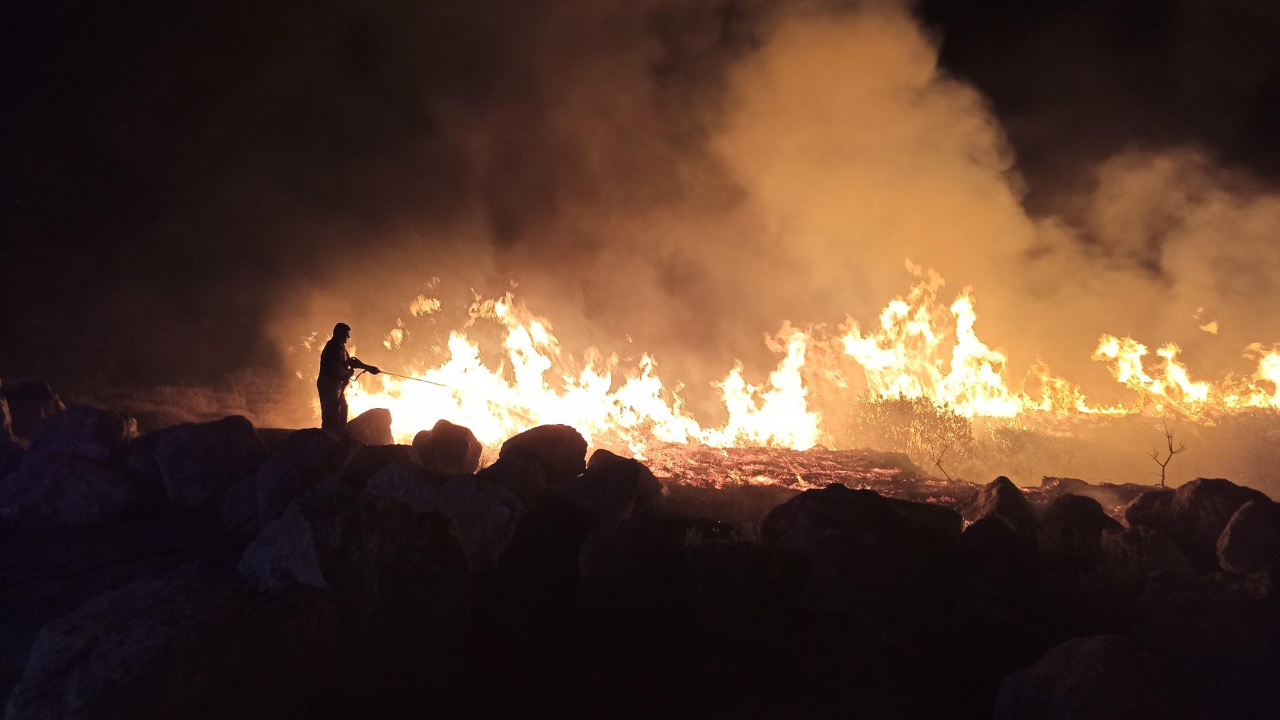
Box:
[1148, 418, 1188, 488]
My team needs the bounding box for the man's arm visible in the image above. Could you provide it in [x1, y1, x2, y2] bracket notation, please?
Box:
[320, 342, 354, 380]
[348, 357, 381, 375]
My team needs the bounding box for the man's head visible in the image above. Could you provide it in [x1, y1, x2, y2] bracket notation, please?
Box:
[333, 322, 351, 344]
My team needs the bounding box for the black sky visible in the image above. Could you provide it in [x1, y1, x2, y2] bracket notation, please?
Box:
[2, 0, 1278, 385]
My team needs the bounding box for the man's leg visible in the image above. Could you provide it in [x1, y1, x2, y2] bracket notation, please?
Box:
[318, 381, 339, 431]
[336, 389, 348, 431]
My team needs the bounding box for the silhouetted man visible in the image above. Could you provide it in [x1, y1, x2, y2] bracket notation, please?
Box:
[318, 322, 380, 433]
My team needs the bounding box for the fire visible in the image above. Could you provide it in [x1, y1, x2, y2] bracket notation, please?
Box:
[330, 264, 1280, 453]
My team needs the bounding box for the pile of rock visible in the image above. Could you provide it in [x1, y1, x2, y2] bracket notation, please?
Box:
[1, 380, 1278, 719]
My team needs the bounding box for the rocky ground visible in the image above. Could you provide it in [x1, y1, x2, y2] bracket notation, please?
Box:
[0, 379, 1278, 719]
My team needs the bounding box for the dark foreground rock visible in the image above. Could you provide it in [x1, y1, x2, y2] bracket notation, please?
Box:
[255, 429, 356, 523]
[346, 408, 393, 446]
[413, 419, 483, 476]
[994, 635, 1205, 720]
[498, 424, 587, 484]
[0, 406, 140, 528]
[130, 415, 267, 509]
[962, 476, 1039, 536]
[1127, 478, 1270, 570]
[1217, 498, 1280, 575]
[4, 562, 339, 720]
[0, 380, 64, 441]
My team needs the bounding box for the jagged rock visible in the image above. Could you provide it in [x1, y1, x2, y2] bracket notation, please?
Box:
[960, 517, 1039, 603]
[1217, 499, 1280, 575]
[142, 416, 267, 509]
[684, 540, 760, 636]
[346, 408, 393, 446]
[994, 635, 1204, 720]
[962, 476, 1039, 536]
[364, 460, 441, 512]
[1101, 526, 1193, 578]
[0, 406, 141, 528]
[763, 483, 934, 549]
[412, 419, 482, 476]
[1131, 571, 1279, 671]
[221, 474, 258, 532]
[0, 439, 22, 480]
[0, 456, 136, 529]
[338, 444, 417, 489]
[22, 405, 135, 466]
[435, 476, 526, 574]
[578, 519, 684, 610]
[1, 380, 64, 441]
[4, 562, 340, 720]
[498, 424, 587, 484]
[241, 481, 361, 594]
[255, 429, 356, 523]
[1128, 479, 1269, 570]
[550, 449, 663, 526]
[1037, 494, 1122, 570]
[476, 450, 546, 504]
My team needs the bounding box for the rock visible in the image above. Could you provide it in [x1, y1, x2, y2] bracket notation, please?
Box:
[886, 497, 963, 547]
[255, 429, 356, 523]
[412, 419, 482, 476]
[1170, 479, 1270, 567]
[1, 380, 64, 441]
[762, 484, 925, 550]
[498, 424, 587, 484]
[960, 517, 1039, 604]
[1131, 570, 1279, 671]
[364, 460, 442, 512]
[221, 475, 258, 532]
[0, 439, 22, 480]
[684, 540, 760, 636]
[994, 635, 1204, 720]
[962, 476, 1039, 536]
[148, 416, 267, 509]
[345, 408, 393, 446]
[435, 476, 526, 574]
[550, 449, 663, 526]
[22, 405, 135, 466]
[1037, 494, 1122, 570]
[0, 407, 141, 528]
[1217, 499, 1280, 575]
[0, 456, 137, 529]
[0, 395, 11, 442]
[1123, 488, 1174, 529]
[475, 450, 546, 504]
[578, 519, 684, 610]
[1101, 526, 1193, 578]
[1037, 477, 1151, 517]
[338, 444, 417, 489]
[4, 562, 340, 720]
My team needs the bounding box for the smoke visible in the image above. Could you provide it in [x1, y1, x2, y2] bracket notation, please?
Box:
[4, 0, 1280, 408]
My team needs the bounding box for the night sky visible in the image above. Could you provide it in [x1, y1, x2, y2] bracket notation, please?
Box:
[3, 0, 1278, 386]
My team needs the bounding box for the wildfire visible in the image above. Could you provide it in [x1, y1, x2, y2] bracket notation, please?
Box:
[332, 264, 1280, 453]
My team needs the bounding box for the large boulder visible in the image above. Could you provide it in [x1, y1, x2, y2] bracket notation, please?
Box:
[550, 449, 663, 526]
[498, 424, 587, 484]
[345, 408, 393, 446]
[962, 476, 1039, 536]
[1036, 494, 1122, 571]
[412, 419, 483, 476]
[0, 439, 22, 480]
[1128, 479, 1269, 570]
[221, 475, 259, 532]
[364, 460, 442, 512]
[1123, 488, 1174, 529]
[762, 483, 946, 550]
[1217, 498, 1280, 575]
[578, 519, 684, 610]
[0, 406, 141, 528]
[1131, 570, 1279, 672]
[136, 416, 267, 509]
[959, 517, 1039, 604]
[238, 485, 470, 684]
[1, 380, 64, 441]
[1101, 526, 1193, 579]
[994, 635, 1205, 720]
[435, 476, 526, 574]
[3, 562, 340, 720]
[475, 449, 547, 504]
[337, 444, 417, 489]
[255, 429, 356, 523]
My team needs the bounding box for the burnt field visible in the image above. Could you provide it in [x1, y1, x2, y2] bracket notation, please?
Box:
[1, 381, 1279, 719]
